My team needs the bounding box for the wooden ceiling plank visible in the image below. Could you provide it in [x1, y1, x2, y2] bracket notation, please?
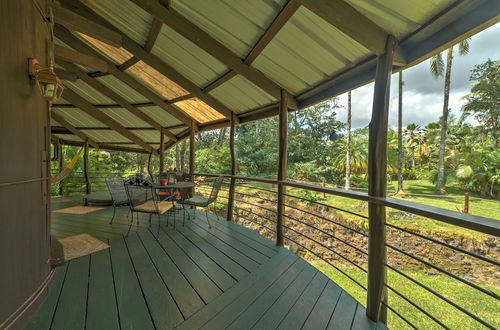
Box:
[62, 87, 155, 153]
[129, 0, 298, 109]
[59, 61, 177, 142]
[53, 2, 122, 48]
[54, 25, 195, 127]
[54, 44, 108, 72]
[50, 112, 99, 148]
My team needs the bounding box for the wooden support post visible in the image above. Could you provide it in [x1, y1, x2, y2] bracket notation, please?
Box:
[159, 128, 165, 175]
[367, 35, 396, 324]
[276, 89, 288, 246]
[147, 152, 154, 181]
[58, 142, 64, 196]
[189, 120, 195, 181]
[227, 113, 237, 221]
[83, 140, 91, 196]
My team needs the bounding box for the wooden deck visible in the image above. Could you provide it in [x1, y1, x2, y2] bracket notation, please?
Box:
[24, 197, 386, 329]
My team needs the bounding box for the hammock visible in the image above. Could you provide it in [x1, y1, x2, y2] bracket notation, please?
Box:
[51, 146, 84, 184]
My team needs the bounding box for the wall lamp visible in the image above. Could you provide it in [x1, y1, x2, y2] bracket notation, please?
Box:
[28, 58, 64, 103]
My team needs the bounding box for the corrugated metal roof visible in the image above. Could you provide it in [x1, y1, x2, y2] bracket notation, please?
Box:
[82, 129, 129, 143]
[133, 130, 162, 142]
[97, 75, 151, 104]
[140, 106, 184, 127]
[53, 134, 84, 142]
[50, 0, 495, 153]
[53, 107, 106, 127]
[170, 0, 286, 58]
[209, 75, 276, 113]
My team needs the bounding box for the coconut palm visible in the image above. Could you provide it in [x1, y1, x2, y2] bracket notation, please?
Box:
[430, 39, 470, 194]
[404, 123, 423, 169]
[345, 91, 352, 190]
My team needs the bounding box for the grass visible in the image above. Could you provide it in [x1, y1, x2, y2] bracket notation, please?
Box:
[311, 260, 500, 329]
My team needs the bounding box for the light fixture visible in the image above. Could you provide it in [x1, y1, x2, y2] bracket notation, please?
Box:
[28, 58, 64, 103]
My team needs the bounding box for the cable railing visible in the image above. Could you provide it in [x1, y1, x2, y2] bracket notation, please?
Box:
[194, 173, 500, 330]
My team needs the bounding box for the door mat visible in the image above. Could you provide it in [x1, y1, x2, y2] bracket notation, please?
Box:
[51, 234, 109, 264]
[53, 205, 106, 214]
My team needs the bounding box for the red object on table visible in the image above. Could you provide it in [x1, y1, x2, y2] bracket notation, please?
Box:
[160, 179, 167, 186]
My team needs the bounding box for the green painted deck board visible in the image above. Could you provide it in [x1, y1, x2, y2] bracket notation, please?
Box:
[109, 237, 155, 330]
[303, 281, 343, 330]
[27, 198, 385, 330]
[126, 233, 184, 328]
[156, 227, 223, 303]
[176, 226, 250, 280]
[85, 248, 120, 330]
[278, 271, 330, 329]
[253, 264, 319, 329]
[183, 223, 260, 271]
[188, 220, 270, 265]
[50, 255, 89, 330]
[327, 291, 359, 329]
[23, 264, 68, 330]
[226, 258, 309, 329]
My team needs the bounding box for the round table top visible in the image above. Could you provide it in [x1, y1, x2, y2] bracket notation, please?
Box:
[152, 181, 196, 189]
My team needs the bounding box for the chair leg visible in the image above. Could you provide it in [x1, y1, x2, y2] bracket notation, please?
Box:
[157, 214, 161, 239]
[148, 213, 152, 227]
[109, 203, 116, 224]
[126, 212, 134, 237]
[205, 209, 211, 229]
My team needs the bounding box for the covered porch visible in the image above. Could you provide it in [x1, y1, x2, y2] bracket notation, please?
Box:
[26, 197, 383, 329]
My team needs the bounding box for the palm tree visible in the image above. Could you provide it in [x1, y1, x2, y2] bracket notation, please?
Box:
[430, 39, 470, 194]
[404, 123, 422, 169]
[345, 91, 352, 190]
[396, 71, 404, 194]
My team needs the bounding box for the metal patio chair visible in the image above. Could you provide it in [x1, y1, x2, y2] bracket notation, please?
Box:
[124, 179, 175, 238]
[181, 176, 224, 229]
[105, 174, 130, 224]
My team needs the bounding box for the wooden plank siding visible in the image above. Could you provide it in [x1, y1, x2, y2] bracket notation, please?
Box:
[26, 197, 384, 329]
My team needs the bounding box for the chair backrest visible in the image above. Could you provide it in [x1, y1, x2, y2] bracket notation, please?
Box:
[123, 180, 157, 213]
[208, 176, 224, 203]
[105, 174, 128, 203]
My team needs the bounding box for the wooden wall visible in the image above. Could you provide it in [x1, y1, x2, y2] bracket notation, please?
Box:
[0, 0, 52, 328]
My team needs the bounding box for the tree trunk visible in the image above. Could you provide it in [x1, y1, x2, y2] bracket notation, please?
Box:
[218, 127, 227, 146]
[397, 71, 404, 194]
[436, 47, 453, 194]
[138, 153, 147, 174]
[345, 91, 352, 190]
[180, 140, 186, 172]
[175, 143, 181, 171]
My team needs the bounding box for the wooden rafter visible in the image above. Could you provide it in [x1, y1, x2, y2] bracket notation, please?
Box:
[62, 2, 238, 121]
[50, 111, 99, 148]
[203, 0, 300, 93]
[54, 45, 108, 72]
[55, 68, 78, 81]
[62, 87, 155, 153]
[59, 60, 177, 142]
[53, 2, 122, 47]
[54, 25, 195, 127]
[129, 0, 298, 109]
[144, 18, 163, 53]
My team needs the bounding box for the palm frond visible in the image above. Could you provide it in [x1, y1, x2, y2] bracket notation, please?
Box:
[430, 53, 444, 78]
[458, 38, 471, 55]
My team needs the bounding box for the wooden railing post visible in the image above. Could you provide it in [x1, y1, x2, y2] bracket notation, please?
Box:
[159, 127, 165, 175]
[227, 113, 237, 221]
[189, 120, 195, 181]
[277, 89, 288, 246]
[83, 139, 91, 195]
[367, 35, 396, 323]
[58, 141, 64, 196]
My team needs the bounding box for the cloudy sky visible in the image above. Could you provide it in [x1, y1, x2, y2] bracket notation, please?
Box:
[333, 22, 500, 130]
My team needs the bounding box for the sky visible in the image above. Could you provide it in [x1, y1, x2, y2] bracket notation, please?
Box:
[333, 22, 500, 130]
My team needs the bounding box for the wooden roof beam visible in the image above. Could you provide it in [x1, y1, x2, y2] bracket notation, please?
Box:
[203, 0, 300, 93]
[129, 0, 298, 109]
[53, 2, 122, 48]
[59, 61, 177, 142]
[62, 87, 155, 153]
[50, 111, 99, 148]
[54, 25, 195, 127]
[55, 68, 78, 81]
[54, 45, 108, 72]
[60, 2, 238, 121]
[297, 0, 406, 65]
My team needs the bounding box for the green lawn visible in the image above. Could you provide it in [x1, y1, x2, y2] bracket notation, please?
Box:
[311, 260, 500, 329]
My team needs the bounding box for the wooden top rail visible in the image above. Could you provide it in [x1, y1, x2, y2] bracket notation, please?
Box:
[193, 173, 500, 237]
